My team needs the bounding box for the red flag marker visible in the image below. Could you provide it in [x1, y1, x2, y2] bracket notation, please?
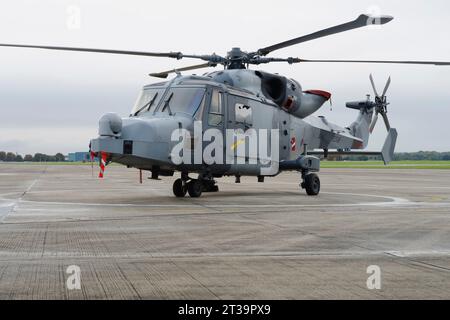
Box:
[99, 152, 107, 178]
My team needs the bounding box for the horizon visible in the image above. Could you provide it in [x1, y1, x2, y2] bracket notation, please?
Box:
[1, 1, 450, 154]
[2, 150, 450, 158]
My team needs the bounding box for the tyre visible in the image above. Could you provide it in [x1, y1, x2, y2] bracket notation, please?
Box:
[173, 178, 187, 197]
[208, 185, 219, 192]
[203, 180, 219, 193]
[187, 179, 203, 198]
[304, 173, 320, 196]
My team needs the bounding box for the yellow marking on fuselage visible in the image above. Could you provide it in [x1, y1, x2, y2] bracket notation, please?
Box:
[231, 139, 245, 151]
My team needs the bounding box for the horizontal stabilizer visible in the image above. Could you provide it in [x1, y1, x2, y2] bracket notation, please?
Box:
[310, 128, 398, 165]
[309, 150, 381, 157]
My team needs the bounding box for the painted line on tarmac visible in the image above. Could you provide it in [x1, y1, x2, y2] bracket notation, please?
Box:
[1, 249, 450, 260]
[0, 179, 39, 223]
[0, 191, 413, 209]
[0, 202, 16, 222]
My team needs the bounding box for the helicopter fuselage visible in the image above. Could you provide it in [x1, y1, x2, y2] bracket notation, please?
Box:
[90, 69, 366, 180]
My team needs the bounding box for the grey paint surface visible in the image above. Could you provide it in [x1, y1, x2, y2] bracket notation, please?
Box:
[91, 73, 382, 179]
[0, 164, 450, 299]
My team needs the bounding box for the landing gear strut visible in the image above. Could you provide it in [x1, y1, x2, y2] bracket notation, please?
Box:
[301, 171, 321, 196]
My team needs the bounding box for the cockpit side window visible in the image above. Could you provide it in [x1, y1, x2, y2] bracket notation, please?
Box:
[208, 90, 224, 126]
[130, 88, 165, 116]
[159, 87, 206, 116]
[194, 95, 206, 121]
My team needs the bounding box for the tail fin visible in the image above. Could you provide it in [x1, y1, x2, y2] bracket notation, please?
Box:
[345, 104, 398, 164]
[381, 128, 398, 164]
[346, 101, 375, 149]
[346, 75, 393, 150]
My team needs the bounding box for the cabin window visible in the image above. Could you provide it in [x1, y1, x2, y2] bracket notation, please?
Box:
[235, 103, 253, 126]
[208, 90, 224, 126]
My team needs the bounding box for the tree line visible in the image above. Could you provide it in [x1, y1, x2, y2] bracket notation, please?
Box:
[341, 151, 450, 161]
[1, 150, 450, 163]
[0, 151, 66, 162]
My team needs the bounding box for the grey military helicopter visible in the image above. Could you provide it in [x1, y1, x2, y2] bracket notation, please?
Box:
[2, 14, 450, 197]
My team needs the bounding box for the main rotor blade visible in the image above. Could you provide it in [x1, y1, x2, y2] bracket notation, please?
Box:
[0, 43, 187, 59]
[369, 74, 379, 98]
[382, 76, 391, 97]
[293, 59, 450, 66]
[256, 14, 393, 56]
[149, 63, 215, 78]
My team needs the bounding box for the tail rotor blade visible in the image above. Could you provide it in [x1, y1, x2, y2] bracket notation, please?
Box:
[369, 111, 379, 133]
[382, 76, 391, 97]
[369, 74, 379, 97]
[381, 112, 391, 131]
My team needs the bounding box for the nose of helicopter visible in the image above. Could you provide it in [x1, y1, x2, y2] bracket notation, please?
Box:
[90, 115, 188, 164]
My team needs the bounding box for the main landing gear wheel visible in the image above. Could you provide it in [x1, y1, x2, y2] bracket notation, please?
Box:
[202, 180, 219, 193]
[187, 179, 203, 198]
[302, 173, 320, 196]
[173, 178, 187, 197]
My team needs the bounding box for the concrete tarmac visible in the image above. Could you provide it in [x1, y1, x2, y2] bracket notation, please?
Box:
[0, 163, 449, 299]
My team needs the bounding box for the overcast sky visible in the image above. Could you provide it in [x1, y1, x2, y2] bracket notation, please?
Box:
[0, 0, 449, 154]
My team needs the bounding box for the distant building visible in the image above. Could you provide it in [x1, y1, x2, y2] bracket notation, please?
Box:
[68, 152, 97, 162]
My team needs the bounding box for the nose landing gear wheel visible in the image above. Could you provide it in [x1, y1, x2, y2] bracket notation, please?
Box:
[173, 178, 187, 197]
[302, 173, 320, 196]
[187, 179, 203, 198]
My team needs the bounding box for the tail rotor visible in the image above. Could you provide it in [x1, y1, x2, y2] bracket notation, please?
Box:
[369, 74, 391, 133]
[345, 74, 398, 164]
